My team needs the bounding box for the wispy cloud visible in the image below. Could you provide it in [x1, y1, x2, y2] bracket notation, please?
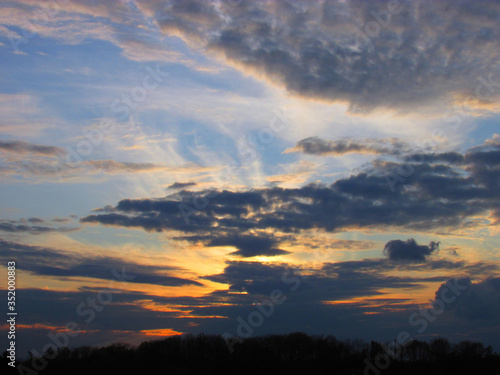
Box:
[0, 139, 219, 182]
[0, 239, 202, 287]
[0, 218, 78, 235]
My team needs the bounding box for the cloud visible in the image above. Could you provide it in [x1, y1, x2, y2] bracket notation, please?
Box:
[203, 259, 421, 298]
[4, 1, 500, 111]
[0, 219, 78, 235]
[0, 139, 63, 156]
[167, 181, 197, 190]
[284, 137, 409, 156]
[81, 137, 500, 240]
[51, 216, 77, 223]
[9, 287, 200, 357]
[465, 149, 500, 166]
[0, 140, 217, 182]
[0, 139, 185, 181]
[435, 277, 500, 320]
[201, 233, 290, 257]
[0, 239, 202, 287]
[0, 0, 220, 69]
[27, 217, 44, 223]
[140, 0, 500, 112]
[404, 152, 466, 165]
[82, 160, 170, 174]
[383, 238, 439, 262]
[5, 1, 500, 112]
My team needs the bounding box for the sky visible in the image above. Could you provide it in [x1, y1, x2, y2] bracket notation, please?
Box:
[0, 0, 500, 359]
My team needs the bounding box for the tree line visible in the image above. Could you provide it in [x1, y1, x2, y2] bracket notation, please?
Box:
[2, 333, 499, 375]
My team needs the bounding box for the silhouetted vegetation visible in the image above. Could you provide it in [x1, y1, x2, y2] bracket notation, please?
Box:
[3, 333, 499, 375]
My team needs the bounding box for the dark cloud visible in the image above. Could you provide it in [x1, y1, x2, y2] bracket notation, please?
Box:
[143, 0, 500, 112]
[0, 139, 63, 155]
[194, 260, 499, 347]
[201, 233, 289, 257]
[404, 152, 466, 165]
[203, 254, 485, 299]
[435, 277, 500, 320]
[82, 139, 500, 238]
[178, 232, 292, 257]
[167, 181, 197, 190]
[203, 259, 420, 301]
[383, 238, 439, 262]
[0, 239, 202, 287]
[286, 137, 409, 156]
[8, 288, 203, 358]
[465, 149, 500, 166]
[27, 217, 45, 223]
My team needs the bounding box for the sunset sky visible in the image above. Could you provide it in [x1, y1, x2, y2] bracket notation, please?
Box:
[1, 0, 500, 358]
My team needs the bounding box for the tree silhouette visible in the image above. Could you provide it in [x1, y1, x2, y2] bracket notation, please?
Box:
[7, 333, 499, 375]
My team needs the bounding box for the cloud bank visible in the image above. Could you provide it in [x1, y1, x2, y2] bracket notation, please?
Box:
[81, 139, 500, 250]
[143, 0, 500, 112]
